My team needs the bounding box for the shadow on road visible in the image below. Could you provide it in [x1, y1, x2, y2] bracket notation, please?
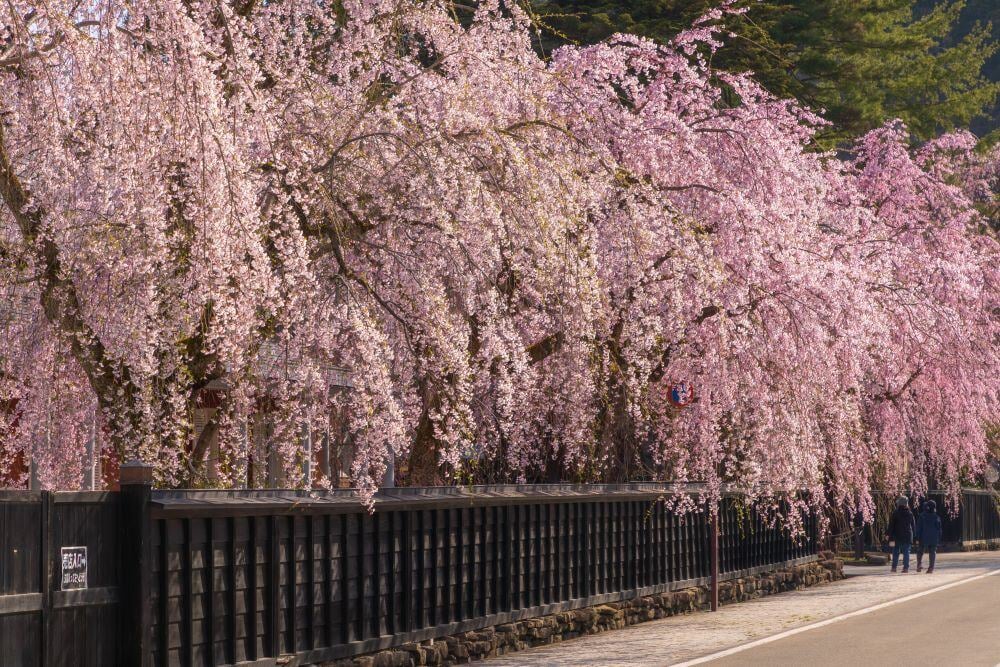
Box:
[843, 550, 1000, 578]
[476, 551, 1000, 667]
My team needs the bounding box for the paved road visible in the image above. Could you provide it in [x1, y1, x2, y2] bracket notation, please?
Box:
[475, 552, 1000, 667]
[705, 571, 1000, 667]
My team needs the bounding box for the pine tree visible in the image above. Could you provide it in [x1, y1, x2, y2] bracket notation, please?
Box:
[528, 0, 999, 148]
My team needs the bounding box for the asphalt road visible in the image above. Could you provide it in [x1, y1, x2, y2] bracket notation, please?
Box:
[478, 553, 1000, 667]
[705, 571, 1000, 667]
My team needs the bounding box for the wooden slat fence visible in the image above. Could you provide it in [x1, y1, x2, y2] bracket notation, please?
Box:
[143, 485, 818, 666]
[858, 489, 1000, 548]
[960, 490, 1000, 546]
[0, 491, 119, 667]
[3, 474, 994, 666]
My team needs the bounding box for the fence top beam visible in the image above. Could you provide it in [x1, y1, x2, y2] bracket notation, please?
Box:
[941, 488, 996, 496]
[50, 491, 117, 504]
[0, 490, 43, 502]
[148, 482, 736, 517]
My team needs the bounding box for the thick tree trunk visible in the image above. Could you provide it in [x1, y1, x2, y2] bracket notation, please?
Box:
[399, 362, 444, 487]
[596, 383, 635, 482]
[181, 408, 220, 487]
[407, 404, 443, 486]
[406, 331, 568, 487]
[0, 121, 145, 460]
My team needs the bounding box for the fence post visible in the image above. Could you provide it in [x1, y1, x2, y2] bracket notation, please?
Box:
[710, 509, 719, 612]
[120, 461, 155, 667]
[40, 491, 53, 667]
[853, 512, 865, 560]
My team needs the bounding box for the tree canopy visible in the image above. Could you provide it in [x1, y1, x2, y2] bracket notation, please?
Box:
[528, 0, 1000, 148]
[0, 1, 997, 522]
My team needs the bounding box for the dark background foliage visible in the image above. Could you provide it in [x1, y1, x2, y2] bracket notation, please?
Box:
[523, 0, 999, 149]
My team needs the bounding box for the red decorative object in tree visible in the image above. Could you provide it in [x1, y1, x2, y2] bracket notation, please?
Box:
[669, 384, 695, 408]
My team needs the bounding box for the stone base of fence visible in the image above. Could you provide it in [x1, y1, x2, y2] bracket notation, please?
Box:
[953, 538, 1000, 551]
[320, 555, 844, 667]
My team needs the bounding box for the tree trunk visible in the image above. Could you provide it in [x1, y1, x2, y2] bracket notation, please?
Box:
[595, 378, 634, 482]
[407, 401, 443, 486]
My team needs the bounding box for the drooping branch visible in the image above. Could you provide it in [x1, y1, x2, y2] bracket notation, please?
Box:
[0, 120, 143, 454]
[876, 365, 924, 404]
[526, 330, 565, 365]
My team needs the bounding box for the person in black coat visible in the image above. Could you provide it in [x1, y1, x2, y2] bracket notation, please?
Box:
[913, 500, 928, 571]
[915, 499, 943, 573]
[887, 496, 915, 573]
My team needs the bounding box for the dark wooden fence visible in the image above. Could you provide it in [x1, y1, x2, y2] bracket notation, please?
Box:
[145, 484, 816, 667]
[3, 469, 996, 666]
[858, 489, 1000, 549]
[959, 490, 1000, 546]
[0, 490, 119, 666]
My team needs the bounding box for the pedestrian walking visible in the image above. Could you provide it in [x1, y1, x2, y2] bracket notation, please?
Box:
[913, 500, 926, 570]
[912, 500, 927, 570]
[887, 496, 915, 573]
[915, 499, 942, 573]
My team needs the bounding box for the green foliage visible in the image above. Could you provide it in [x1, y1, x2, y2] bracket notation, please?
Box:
[526, 0, 999, 148]
[934, 0, 1000, 137]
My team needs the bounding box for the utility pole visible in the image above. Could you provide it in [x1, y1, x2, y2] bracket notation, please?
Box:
[710, 509, 719, 611]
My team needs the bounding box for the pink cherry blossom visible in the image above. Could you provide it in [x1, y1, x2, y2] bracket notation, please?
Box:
[1, 1, 996, 520]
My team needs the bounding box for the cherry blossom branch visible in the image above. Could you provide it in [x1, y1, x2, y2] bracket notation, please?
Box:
[0, 119, 143, 455]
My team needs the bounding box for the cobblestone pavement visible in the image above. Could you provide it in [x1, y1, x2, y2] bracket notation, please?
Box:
[473, 551, 1000, 667]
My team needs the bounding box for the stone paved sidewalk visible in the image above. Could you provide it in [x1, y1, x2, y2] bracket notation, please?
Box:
[473, 551, 1000, 667]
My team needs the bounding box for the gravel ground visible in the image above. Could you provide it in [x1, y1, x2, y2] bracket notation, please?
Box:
[473, 551, 1000, 667]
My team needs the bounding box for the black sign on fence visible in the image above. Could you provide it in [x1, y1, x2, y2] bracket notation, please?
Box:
[60, 546, 87, 590]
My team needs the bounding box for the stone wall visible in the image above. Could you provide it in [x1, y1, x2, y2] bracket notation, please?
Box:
[954, 538, 1000, 551]
[320, 554, 845, 667]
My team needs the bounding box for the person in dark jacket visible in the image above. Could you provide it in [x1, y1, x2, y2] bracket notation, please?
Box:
[887, 496, 915, 573]
[915, 499, 943, 573]
[913, 501, 928, 571]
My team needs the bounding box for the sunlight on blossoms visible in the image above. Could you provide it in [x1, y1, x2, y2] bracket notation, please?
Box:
[0, 0, 996, 524]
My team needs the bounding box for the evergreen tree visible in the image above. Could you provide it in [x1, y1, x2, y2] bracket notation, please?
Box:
[527, 0, 999, 147]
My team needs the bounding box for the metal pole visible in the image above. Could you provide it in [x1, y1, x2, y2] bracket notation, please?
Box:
[266, 420, 278, 488]
[710, 510, 719, 612]
[29, 455, 40, 490]
[301, 422, 313, 487]
[96, 417, 103, 489]
[239, 419, 249, 489]
[383, 453, 395, 488]
[318, 430, 331, 481]
[83, 408, 97, 490]
[853, 512, 865, 560]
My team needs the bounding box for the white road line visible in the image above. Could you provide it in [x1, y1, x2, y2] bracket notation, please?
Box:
[671, 567, 1000, 666]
